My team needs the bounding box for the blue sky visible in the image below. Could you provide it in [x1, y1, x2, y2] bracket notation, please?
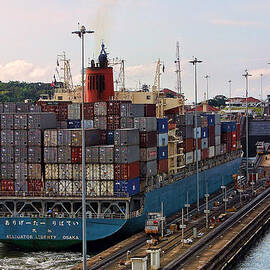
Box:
[0, 0, 269, 102]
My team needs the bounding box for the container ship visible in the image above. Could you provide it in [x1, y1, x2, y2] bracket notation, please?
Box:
[0, 45, 242, 249]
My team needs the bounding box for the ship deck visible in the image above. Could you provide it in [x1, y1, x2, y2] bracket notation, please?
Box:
[0, 196, 131, 201]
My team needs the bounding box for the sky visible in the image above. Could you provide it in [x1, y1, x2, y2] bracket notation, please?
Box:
[0, 0, 270, 103]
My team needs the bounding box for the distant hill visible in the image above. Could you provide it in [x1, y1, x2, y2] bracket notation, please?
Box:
[0, 81, 53, 102]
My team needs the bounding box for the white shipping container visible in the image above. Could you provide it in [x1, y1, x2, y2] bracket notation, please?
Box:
[209, 146, 215, 158]
[100, 181, 114, 196]
[86, 164, 100, 180]
[185, 151, 194, 164]
[87, 181, 101, 197]
[59, 164, 73, 180]
[100, 164, 114, 180]
[193, 127, 201, 139]
[73, 181, 82, 195]
[59, 180, 73, 196]
[44, 129, 57, 146]
[193, 149, 201, 162]
[215, 136, 221, 146]
[45, 164, 59, 180]
[84, 120, 94, 129]
[215, 145, 221, 156]
[73, 164, 82, 180]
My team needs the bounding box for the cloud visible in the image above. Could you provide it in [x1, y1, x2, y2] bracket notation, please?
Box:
[249, 68, 270, 80]
[210, 19, 259, 26]
[0, 60, 51, 82]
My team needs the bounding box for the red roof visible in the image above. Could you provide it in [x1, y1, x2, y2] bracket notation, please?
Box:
[228, 97, 260, 103]
[160, 88, 182, 97]
[187, 104, 219, 112]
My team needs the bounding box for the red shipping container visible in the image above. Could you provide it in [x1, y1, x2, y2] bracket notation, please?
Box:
[107, 101, 121, 115]
[231, 142, 237, 151]
[28, 180, 43, 195]
[193, 138, 201, 149]
[231, 131, 237, 142]
[84, 103, 94, 120]
[236, 123, 241, 141]
[140, 131, 157, 148]
[158, 159, 168, 173]
[71, 147, 82, 163]
[107, 115, 120, 130]
[100, 130, 107, 145]
[144, 104, 156, 117]
[226, 141, 232, 153]
[201, 149, 209, 160]
[114, 162, 140, 180]
[221, 132, 232, 144]
[1, 180, 15, 196]
[184, 138, 194, 152]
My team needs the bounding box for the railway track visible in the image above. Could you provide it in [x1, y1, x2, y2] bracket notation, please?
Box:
[163, 186, 270, 270]
[87, 181, 264, 270]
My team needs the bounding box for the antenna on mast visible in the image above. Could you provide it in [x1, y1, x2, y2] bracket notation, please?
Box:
[175, 41, 182, 94]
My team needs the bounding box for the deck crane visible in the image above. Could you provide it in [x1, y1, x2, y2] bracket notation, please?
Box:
[152, 59, 165, 118]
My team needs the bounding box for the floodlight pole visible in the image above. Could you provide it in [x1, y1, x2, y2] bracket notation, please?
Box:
[228, 80, 232, 118]
[242, 70, 252, 194]
[205, 75, 210, 102]
[189, 57, 202, 214]
[72, 25, 94, 270]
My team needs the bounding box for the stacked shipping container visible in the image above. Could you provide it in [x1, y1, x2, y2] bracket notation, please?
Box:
[0, 101, 241, 199]
[0, 103, 56, 196]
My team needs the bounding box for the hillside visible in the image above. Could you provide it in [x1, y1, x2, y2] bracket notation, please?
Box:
[0, 81, 53, 102]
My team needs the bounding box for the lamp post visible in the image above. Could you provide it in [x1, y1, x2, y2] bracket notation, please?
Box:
[260, 74, 263, 101]
[72, 25, 94, 270]
[205, 75, 210, 102]
[189, 57, 202, 214]
[242, 70, 252, 194]
[228, 80, 232, 117]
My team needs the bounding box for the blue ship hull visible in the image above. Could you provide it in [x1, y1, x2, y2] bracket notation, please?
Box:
[0, 157, 241, 249]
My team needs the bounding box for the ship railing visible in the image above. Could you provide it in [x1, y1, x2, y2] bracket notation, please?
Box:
[76, 212, 127, 219]
[0, 191, 131, 199]
[128, 207, 144, 218]
[0, 212, 129, 219]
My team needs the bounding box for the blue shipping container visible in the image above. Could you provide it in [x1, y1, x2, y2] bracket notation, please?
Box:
[230, 122, 236, 131]
[114, 178, 140, 197]
[221, 122, 231, 133]
[201, 127, 208, 138]
[67, 120, 81, 129]
[106, 130, 114, 145]
[157, 133, 168, 147]
[157, 118, 168, 134]
[207, 115, 215, 126]
[158, 146, 168, 160]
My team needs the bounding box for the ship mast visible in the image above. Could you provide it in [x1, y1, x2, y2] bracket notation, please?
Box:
[175, 41, 182, 94]
[57, 52, 74, 92]
[110, 58, 126, 92]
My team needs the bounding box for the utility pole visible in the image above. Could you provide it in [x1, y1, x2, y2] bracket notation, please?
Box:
[205, 75, 210, 102]
[242, 70, 252, 194]
[190, 57, 203, 214]
[184, 192, 190, 221]
[204, 193, 210, 228]
[180, 208, 186, 247]
[228, 80, 232, 117]
[175, 41, 182, 94]
[260, 74, 263, 101]
[72, 25, 94, 270]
